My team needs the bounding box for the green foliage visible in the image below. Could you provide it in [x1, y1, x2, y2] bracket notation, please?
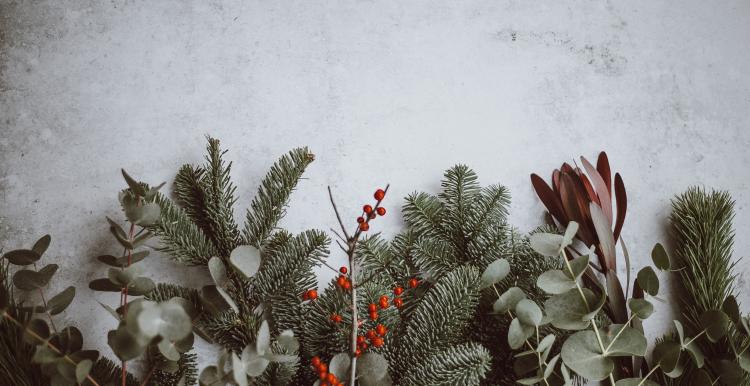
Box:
[397, 342, 491, 386]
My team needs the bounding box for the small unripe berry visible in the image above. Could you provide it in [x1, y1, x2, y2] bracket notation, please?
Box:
[363, 204, 373, 214]
[374, 189, 385, 201]
[339, 266, 348, 274]
[376, 207, 386, 216]
[356, 216, 365, 223]
[394, 297, 404, 308]
[376, 324, 387, 336]
[408, 278, 419, 288]
[359, 222, 370, 231]
[393, 287, 404, 296]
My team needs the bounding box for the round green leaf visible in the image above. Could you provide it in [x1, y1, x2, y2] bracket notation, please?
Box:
[651, 243, 670, 270]
[158, 301, 192, 341]
[75, 359, 93, 383]
[13, 266, 58, 290]
[199, 366, 221, 386]
[229, 245, 261, 280]
[127, 277, 156, 296]
[652, 340, 682, 374]
[562, 222, 579, 249]
[25, 318, 50, 344]
[537, 270, 575, 295]
[537, 334, 556, 354]
[56, 326, 83, 353]
[329, 353, 350, 379]
[636, 267, 659, 296]
[256, 320, 271, 354]
[544, 288, 597, 330]
[480, 258, 510, 289]
[566, 254, 590, 280]
[714, 359, 743, 385]
[722, 295, 740, 325]
[48, 286, 76, 315]
[3, 249, 41, 265]
[615, 378, 659, 386]
[208, 257, 228, 288]
[628, 298, 654, 320]
[493, 287, 526, 314]
[529, 233, 564, 257]
[560, 330, 613, 381]
[108, 326, 146, 361]
[158, 339, 181, 361]
[231, 352, 249, 386]
[32, 235, 52, 257]
[600, 324, 647, 357]
[508, 318, 534, 350]
[277, 330, 299, 353]
[685, 340, 704, 368]
[516, 299, 543, 326]
[357, 352, 388, 383]
[700, 309, 730, 343]
[89, 278, 122, 292]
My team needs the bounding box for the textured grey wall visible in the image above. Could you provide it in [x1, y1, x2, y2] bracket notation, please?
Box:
[1, 0, 749, 380]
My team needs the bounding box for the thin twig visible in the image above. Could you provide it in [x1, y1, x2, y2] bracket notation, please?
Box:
[328, 186, 351, 241]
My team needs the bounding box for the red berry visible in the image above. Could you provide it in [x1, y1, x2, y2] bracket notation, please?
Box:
[356, 216, 365, 223]
[374, 189, 385, 201]
[339, 266, 348, 274]
[311, 356, 321, 367]
[302, 292, 309, 300]
[331, 314, 342, 323]
[343, 280, 352, 290]
[376, 324, 387, 336]
[368, 211, 376, 219]
[319, 363, 328, 373]
[319, 371, 328, 380]
[357, 336, 366, 345]
[368, 303, 377, 313]
[360, 222, 370, 231]
[393, 287, 404, 296]
[408, 278, 419, 288]
[327, 373, 337, 383]
[369, 311, 378, 320]
[306, 289, 318, 300]
[363, 204, 373, 214]
[372, 337, 384, 347]
[355, 348, 362, 357]
[337, 276, 346, 287]
[394, 297, 404, 308]
[376, 207, 386, 216]
[359, 342, 368, 350]
[366, 329, 377, 340]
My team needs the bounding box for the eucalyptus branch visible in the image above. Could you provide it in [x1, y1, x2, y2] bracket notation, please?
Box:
[1, 311, 101, 386]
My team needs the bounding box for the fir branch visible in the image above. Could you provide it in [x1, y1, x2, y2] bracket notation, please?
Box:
[173, 164, 213, 236]
[397, 343, 491, 386]
[149, 192, 220, 265]
[150, 351, 199, 386]
[200, 137, 241, 255]
[88, 357, 139, 386]
[402, 192, 449, 240]
[243, 147, 315, 247]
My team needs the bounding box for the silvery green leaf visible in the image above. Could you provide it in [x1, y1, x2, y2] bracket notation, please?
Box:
[516, 299, 543, 326]
[652, 340, 682, 375]
[256, 320, 271, 355]
[544, 288, 596, 330]
[229, 245, 261, 280]
[24, 319, 50, 344]
[47, 286, 75, 315]
[544, 354, 560, 379]
[685, 340, 704, 368]
[158, 301, 192, 341]
[329, 353, 350, 379]
[614, 378, 660, 386]
[32, 234, 52, 257]
[232, 353, 249, 386]
[627, 298, 653, 320]
[199, 366, 221, 386]
[493, 287, 526, 314]
[277, 330, 299, 353]
[480, 258, 510, 289]
[241, 345, 270, 377]
[3, 249, 41, 265]
[518, 376, 544, 385]
[537, 270, 576, 295]
[158, 339, 181, 361]
[601, 324, 647, 357]
[208, 257, 228, 288]
[651, 243, 670, 271]
[508, 318, 534, 350]
[121, 169, 147, 196]
[529, 233, 564, 257]
[561, 330, 613, 381]
[562, 221, 579, 249]
[566, 255, 590, 280]
[673, 320, 685, 344]
[75, 359, 93, 383]
[722, 295, 740, 325]
[636, 267, 659, 296]
[537, 334, 556, 354]
[357, 352, 388, 383]
[108, 326, 146, 361]
[700, 309, 730, 343]
[127, 277, 155, 296]
[200, 285, 239, 314]
[13, 266, 58, 290]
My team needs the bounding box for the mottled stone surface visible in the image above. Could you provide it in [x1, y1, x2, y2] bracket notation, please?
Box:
[1, 0, 749, 381]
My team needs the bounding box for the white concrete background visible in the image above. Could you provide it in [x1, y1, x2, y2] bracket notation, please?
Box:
[1, 0, 749, 382]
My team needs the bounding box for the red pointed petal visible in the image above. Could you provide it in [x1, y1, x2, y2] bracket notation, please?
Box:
[580, 174, 599, 204]
[597, 152, 612, 195]
[613, 173, 627, 241]
[561, 163, 574, 173]
[559, 173, 596, 245]
[581, 156, 613, 225]
[531, 174, 567, 224]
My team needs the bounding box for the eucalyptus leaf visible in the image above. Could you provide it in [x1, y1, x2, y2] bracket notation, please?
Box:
[200, 285, 239, 315]
[127, 277, 156, 296]
[47, 286, 75, 315]
[32, 234, 52, 256]
[208, 257, 229, 288]
[614, 378, 659, 386]
[537, 270, 576, 295]
[562, 221, 579, 249]
[537, 334, 556, 354]
[700, 309, 730, 342]
[516, 299, 543, 326]
[198, 366, 221, 386]
[229, 245, 261, 280]
[232, 352, 249, 386]
[480, 258, 510, 289]
[560, 330, 613, 381]
[277, 330, 299, 353]
[121, 169, 147, 196]
[722, 295, 740, 325]
[329, 353, 350, 379]
[636, 267, 659, 296]
[566, 254, 590, 280]
[108, 326, 146, 361]
[715, 359, 743, 385]
[529, 233, 565, 257]
[544, 288, 596, 330]
[75, 359, 93, 383]
[3, 249, 41, 265]
[600, 324, 647, 356]
[651, 243, 670, 270]
[673, 320, 685, 344]
[493, 287, 526, 314]
[158, 339, 181, 361]
[14, 265, 58, 290]
[25, 318, 50, 344]
[508, 318, 534, 350]
[88, 278, 122, 292]
[627, 298, 653, 320]
[652, 340, 682, 374]
[256, 320, 271, 354]
[685, 340, 704, 368]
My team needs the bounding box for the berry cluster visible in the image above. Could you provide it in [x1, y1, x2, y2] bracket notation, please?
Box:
[356, 189, 387, 232]
[310, 356, 344, 386]
[355, 322, 388, 356]
[301, 288, 318, 301]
